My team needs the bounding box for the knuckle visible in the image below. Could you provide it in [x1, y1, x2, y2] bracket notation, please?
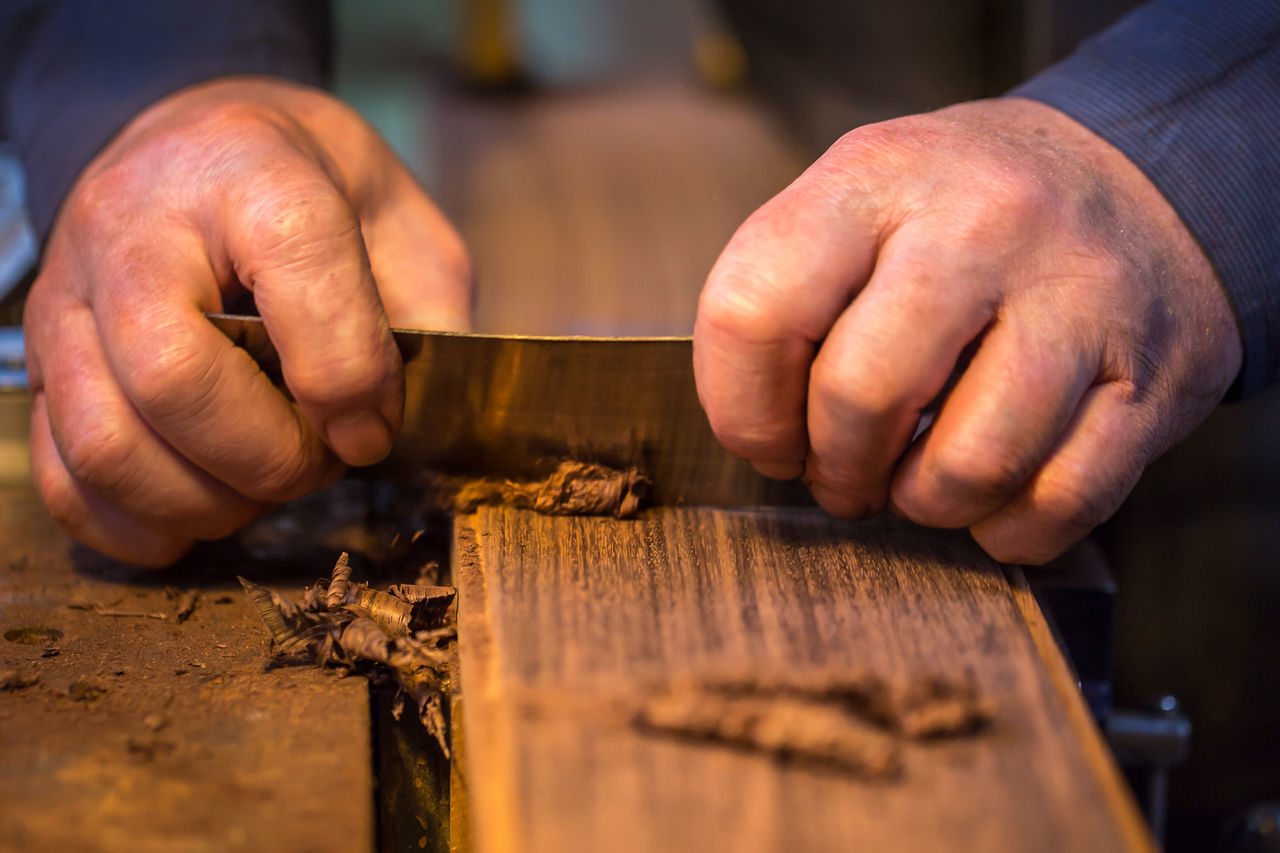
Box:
[286, 349, 398, 411]
[63, 165, 136, 237]
[33, 459, 85, 534]
[188, 101, 277, 137]
[983, 167, 1052, 218]
[1037, 468, 1122, 538]
[810, 354, 907, 421]
[125, 335, 222, 423]
[239, 178, 359, 266]
[929, 439, 1031, 503]
[57, 414, 142, 496]
[809, 477, 884, 520]
[707, 415, 799, 464]
[242, 429, 327, 502]
[698, 261, 792, 345]
[434, 226, 473, 288]
[973, 529, 1059, 566]
[152, 101, 288, 172]
[826, 122, 913, 169]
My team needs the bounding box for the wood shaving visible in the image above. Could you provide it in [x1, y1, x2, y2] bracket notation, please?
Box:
[174, 591, 199, 624]
[239, 553, 457, 756]
[432, 461, 649, 518]
[886, 675, 991, 739]
[85, 607, 167, 620]
[633, 669, 991, 779]
[637, 689, 902, 778]
[0, 669, 38, 690]
[66, 677, 108, 702]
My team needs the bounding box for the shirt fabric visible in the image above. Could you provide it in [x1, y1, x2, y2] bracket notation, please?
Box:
[0, 0, 330, 243]
[1015, 0, 1280, 397]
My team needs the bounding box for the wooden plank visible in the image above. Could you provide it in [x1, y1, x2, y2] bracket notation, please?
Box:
[454, 506, 1154, 853]
[0, 484, 375, 853]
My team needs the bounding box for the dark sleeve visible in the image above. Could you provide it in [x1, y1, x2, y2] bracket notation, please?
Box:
[0, 0, 331, 244]
[1012, 0, 1280, 397]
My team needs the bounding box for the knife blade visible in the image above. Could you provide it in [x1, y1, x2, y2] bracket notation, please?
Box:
[209, 314, 811, 508]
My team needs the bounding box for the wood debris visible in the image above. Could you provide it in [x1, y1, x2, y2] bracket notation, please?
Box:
[4, 626, 62, 644]
[888, 675, 991, 739]
[689, 670, 992, 739]
[239, 553, 457, 756]
[174, 591, 199, 624]
[0, 669, 38, 690]
[67, 602, 167, 620]
[95, 608, 167, 620]
[633, 669, 991, 779]
[66, 676, 108, 702]
[142, 714, 170, 732]
[431, 460, 649, 518]
[638, 689, 902, 778]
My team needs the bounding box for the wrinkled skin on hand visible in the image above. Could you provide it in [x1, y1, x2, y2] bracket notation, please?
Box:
[24, 76, 472, 567]
[694, 98, 1242, 564]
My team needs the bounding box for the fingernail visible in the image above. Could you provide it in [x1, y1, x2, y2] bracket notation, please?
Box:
[325, 409, 393, 467]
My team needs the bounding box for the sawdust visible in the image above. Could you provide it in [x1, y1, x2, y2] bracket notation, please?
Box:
[4, 626, 63, 644]
[638, 689, 902, 778]
[887, 674, 991, 739]
[432, 460, 649, 518]
[633, 669, 991, 778]
[173, 591, 199, 624]
[239, 553, 458, 756]
[0, 669, 38, 690]
[66, 676, 108, 701]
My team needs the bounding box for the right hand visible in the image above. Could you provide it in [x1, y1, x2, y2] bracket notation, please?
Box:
[23, 76, 472, 567]
[694, 98, 1241, 564]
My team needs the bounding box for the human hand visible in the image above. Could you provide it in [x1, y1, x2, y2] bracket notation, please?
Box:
[694, 98, 1242, 563]
[24, 76, 471, 567]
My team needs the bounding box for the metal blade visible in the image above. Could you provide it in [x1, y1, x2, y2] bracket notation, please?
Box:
[209, 314, 810, 508]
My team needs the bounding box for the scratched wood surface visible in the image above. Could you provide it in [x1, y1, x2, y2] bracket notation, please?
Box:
[453, 506, 1154, 853]
[0, 485, 376, 853]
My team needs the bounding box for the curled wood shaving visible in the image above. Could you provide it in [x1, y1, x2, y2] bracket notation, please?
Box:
[432, 461, 649, 518]
[326, 552, 352, 610]
[240, 552, 458, 756]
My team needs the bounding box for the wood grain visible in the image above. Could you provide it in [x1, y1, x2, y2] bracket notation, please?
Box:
[454, 506, 1154, 853]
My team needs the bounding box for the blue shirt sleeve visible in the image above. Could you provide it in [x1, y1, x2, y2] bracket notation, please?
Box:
[1013, 0, 1280, 398]
[0, 0, 331, 244]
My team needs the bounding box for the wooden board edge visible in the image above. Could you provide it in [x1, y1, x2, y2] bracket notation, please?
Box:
[452, 511, 522, 853]
[1004, 564, 1159, 853]
[449, 689, 472, 853]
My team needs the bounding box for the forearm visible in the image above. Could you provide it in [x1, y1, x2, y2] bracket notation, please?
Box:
[1, 0, 332, 243]
[1013, 0, 1280, 396]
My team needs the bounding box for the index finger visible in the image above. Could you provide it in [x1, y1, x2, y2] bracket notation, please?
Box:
[223, 164, 405, 466]
[693, 151, 889, 478]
